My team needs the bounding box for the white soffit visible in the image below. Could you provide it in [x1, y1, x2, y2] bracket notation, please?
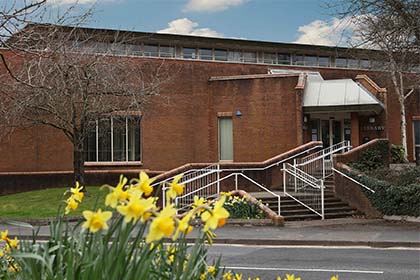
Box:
[303, 79, 384, 108]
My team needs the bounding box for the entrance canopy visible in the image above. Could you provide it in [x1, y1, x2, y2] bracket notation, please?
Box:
[302, 77, 385, 114]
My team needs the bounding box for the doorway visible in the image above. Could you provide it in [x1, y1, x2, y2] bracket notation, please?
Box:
[309, 115, 351, 147]
[218, 117, 233, 161]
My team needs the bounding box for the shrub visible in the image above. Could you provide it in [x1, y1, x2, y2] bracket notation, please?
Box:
[390, 145, 407, 163]
[350, 141, 389, 171]
[222, 194, 265, 219]
[349, 172, 420, 217]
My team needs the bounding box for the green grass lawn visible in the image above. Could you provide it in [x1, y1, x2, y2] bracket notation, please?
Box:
[0, 187, 109, 219]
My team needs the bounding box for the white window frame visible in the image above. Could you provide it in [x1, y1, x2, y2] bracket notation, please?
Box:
[85, 116, 141, 163]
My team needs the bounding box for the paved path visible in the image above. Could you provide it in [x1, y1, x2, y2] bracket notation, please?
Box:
[1, 218, 419, 247]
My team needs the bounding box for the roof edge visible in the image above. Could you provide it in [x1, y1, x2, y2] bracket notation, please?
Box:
[209, 73, 301, 82]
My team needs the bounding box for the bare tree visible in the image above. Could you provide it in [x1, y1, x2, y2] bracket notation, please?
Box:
[331, 0, 420, 160]
[0, 24, 170, 184]
[0, 0, 46, 45]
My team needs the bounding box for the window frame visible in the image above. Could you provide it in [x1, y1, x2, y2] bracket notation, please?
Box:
[84, 116, 142, 164]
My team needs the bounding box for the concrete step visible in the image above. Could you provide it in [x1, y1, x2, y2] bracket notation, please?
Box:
[284, 211, 355, 221]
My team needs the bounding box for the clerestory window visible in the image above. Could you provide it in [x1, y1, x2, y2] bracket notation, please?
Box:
[84, 116, 141, 162]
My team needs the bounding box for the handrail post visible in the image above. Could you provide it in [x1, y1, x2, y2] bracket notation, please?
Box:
[278, 196, 281, 216]
[321, 179, 325, 220]
[293, 159, 297, 192]
[162, 184, 166, 208]
[283, 163, 287, 194]
[216, 164, 220, 194]
[235, 173, 238, 191]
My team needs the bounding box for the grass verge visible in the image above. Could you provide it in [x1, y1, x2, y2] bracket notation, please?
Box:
[0, 187, 108, 219]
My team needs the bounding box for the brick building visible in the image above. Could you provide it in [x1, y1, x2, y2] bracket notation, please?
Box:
[0, 25, 419, 187]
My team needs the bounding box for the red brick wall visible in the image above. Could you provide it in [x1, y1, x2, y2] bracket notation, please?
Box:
[0, 50, 418, 174]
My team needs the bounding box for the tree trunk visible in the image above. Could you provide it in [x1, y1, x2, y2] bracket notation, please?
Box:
[73, 129, 85, 186]
[390, 69, 408, 161]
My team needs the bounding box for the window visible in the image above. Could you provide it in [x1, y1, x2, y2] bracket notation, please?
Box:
[228, 50, 243, 62]
[143, 45, 159, 57]
[199, 48, 213, 60]
[85, 116, 141, 162]
[347, 58, 359, 68]
[125, 44, 142, 56]
[335, 57, 347, 68]
[183, 47, 196, 59]
[304, 55, 318, 66]
[243, 51, 257, 63]
[293, 54, 304, 65]
[318, 56, 330, 67]
[214, 49, 228, 61]
[159, 46, 175, 58]
[263, 52, 277, 64]
[278, 53, 291, 65]
[360, 59, 371, 69]
[414, 120, 420, 160]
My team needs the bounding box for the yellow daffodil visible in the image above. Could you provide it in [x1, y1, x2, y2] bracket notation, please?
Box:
[105, 175, 130, 208]
[277, 277, 281, 280]
[117, 196, 156, 224]
[134, 171, 155, 196]
[1, 230, 9, 242]
[330, 276, 339, 280]
[172, 212, 193, 240]
[223, 272, 233, 280]
[82, 209, 112, 233]
[8, 263, 20, 273]
[201, 196, 230, 232]
[0, 250, 4, 258]
[192, 196, 206, 211]
[207, 266, 216, 275]
[70, 182, 84, 202]
[65, 197, 79, 214]
[234, 273, 243, 280]
[146, 204, 176, 243]
[9, 237, 19, 249]
[166, 174, 185, 201]
[286, 274, 301, 280]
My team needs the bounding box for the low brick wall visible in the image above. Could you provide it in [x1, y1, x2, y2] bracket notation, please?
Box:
[333, 138, 390, 166]
[0, 141, 322, 196]
[0, 170, 161, 196]
[333, 163, 381, 218]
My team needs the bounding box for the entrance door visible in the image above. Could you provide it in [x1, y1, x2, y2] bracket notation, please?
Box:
[332, 120, 342, 145]
[218, 117, 233, 161]
[319, 119, 343, 147]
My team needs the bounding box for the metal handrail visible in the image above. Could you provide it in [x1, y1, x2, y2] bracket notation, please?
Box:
[174, 172, 282, 215]
[152, 163, 218, 187]
[332, 167, 375, 193]
[283, 163, 320, 188]
[297, 141, 351, 166]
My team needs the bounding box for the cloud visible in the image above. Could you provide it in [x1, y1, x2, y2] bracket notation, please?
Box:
[183, 0, 248, 12]
[294, 17, 362, 47]
[157, 18, 223, 38]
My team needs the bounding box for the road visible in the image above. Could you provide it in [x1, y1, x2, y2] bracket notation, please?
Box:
[207, 245, 420, 280]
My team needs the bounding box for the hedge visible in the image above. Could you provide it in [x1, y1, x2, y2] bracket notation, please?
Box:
[348, 172, 420, 217]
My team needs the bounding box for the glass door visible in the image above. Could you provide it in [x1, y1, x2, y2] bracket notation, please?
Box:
[321, 120, 330, 148]
[332, 120, 342, 145]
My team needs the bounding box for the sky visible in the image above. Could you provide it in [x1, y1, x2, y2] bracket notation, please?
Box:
[46, 0, 355, 47]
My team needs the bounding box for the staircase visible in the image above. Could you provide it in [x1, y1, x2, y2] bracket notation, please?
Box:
[159, 140, 362, 221]
[255, 190, 356, 221]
